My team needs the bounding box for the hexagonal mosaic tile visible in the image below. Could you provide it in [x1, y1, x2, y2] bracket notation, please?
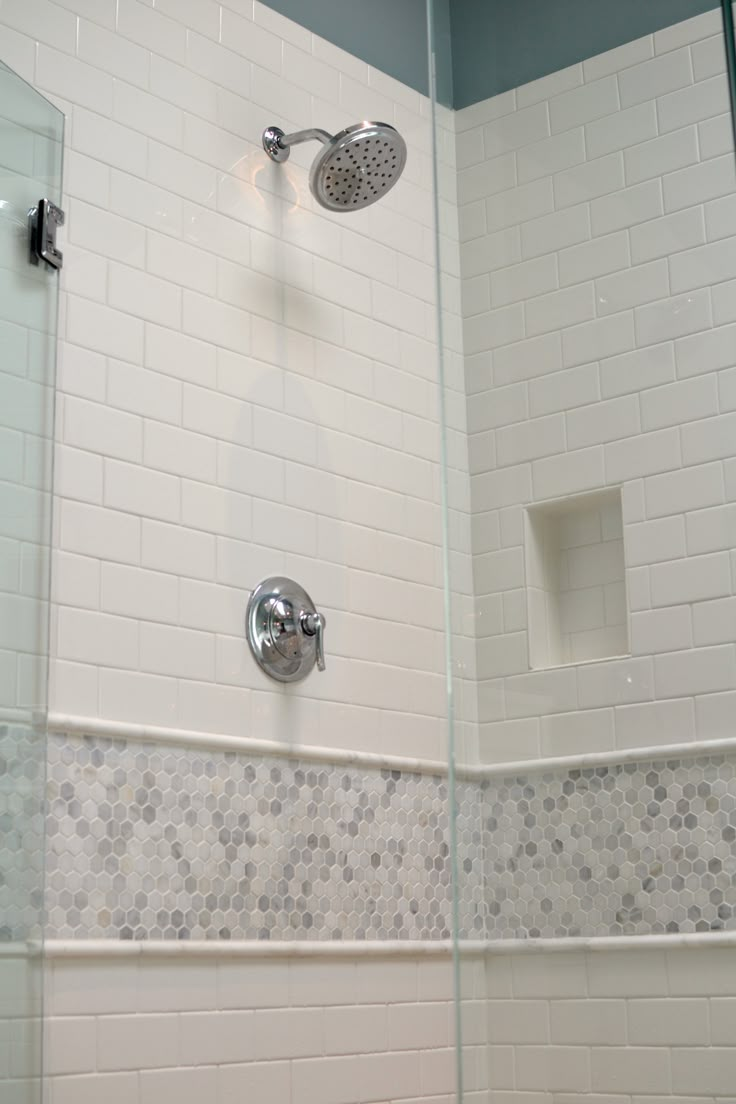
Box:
[0, 725, 45, 942]
[43, 732, 736, 943]
[483, 756, 736, 939]
[46, 733, 482, 941]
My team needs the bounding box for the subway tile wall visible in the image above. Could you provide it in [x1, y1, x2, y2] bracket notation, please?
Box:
[0, 0, 473, 766]
[42, 952, 488, 1104]
[458, 9, 736, 765]
[481, 945, 736, 1101]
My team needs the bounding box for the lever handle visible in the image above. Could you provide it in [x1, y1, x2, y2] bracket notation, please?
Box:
[302, 610, 326, 672]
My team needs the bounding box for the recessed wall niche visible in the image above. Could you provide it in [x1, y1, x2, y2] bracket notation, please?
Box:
[524, 488, 629, 670]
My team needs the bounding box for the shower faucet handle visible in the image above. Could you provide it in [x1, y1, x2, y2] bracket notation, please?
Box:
[302, 610, 325, 672]
[246, 576, 327, 683]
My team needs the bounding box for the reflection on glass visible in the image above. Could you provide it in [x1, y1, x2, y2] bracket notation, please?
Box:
[0, 59, 63, 1104]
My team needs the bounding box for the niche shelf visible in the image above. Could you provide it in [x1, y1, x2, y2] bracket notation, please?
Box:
[524, 488, 629, 670]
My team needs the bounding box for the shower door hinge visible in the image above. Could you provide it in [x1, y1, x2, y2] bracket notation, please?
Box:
[29, 198, 65, 270]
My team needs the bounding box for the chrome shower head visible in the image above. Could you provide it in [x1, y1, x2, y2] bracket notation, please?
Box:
[262, 121, 407, 212]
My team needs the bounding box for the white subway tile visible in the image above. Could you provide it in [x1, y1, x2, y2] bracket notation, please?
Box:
[655, 8, 721, 53]
[634, 289, 712, 347]
[69, 198, 146, 270]
[483, 102, 550, 157]
[77, 18, 149, 87]
[654, 643, 736, 697]
[598, 259, 670, 315]
[457, 152, 516, 206]
[140, 621, 215, 680]
[549, 76, 619, 132]
[564, 312, 636, 368]
[61, 500, 140, 565]
[101, 562, 178, 623]
[99, 667, 178, 726]
[493, 332, 562, 386]
[558, 231, 630, 286]
[587, 102, 657, 159]
[104, 457, 180, 524]
[705, 191, 736, 242]
[66, 297, 144, 364]
[219, 1061, 291, 1104]
[554, 153, 625, 208]
[619, 47, 693, 107]
[532, 446, 605, 500]
[591, 180, 663, 236]
[625, 125, 699, 185]
[675, 320, 736, 378]
[550, 999, 626, 1045]
[659, 73, 730, 133]
[142, 519, 215, 581]
[464, 304, 525, 354]
[516, 1046, 590, 1093]
[686, 502, 736, 555]
[664, 153, 736, 212]
[693, 595, 736, 645]
[526, 283, 595, 338]
[577, 656, 654, 708]
[567, 395, 639, 449]
[645, 461, 724, 518]
[630, 605, 692, 652]
[640, 374, 719, 430]
[699, 110, 733, 159]
[584, 35, 653, 81]
[591, 1048, 669, 1094]
[696, 689, 736, 738]
[671, 235, 736, 294]
[629, 207, 706, 265]
[517, 128, 585, 184]
[605, 427, 681, 482]
[529, 363, 600, 418]
[682, 411, 736, 464]
[540, 707, 615, 756]
[36, 43, 113, 113]
[97, 1013, 179, 1071]
[485, 178, 554, 233]
[58, 607, 138, 669]
[521, 204, 590, 260]
[614, 696, 695, 748]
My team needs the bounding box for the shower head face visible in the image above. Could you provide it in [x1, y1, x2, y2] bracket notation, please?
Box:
[309, 122, 407, 212]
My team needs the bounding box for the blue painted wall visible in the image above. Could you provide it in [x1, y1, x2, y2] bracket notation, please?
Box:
[450, 0, 721, 109]
[261, 0, 722, 109]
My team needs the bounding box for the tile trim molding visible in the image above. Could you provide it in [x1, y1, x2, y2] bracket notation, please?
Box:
[42, 930, 736, 957]
[46, 711, 736, 780]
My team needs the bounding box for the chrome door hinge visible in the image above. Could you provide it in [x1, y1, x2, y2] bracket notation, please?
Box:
[29, 198, 65, 270]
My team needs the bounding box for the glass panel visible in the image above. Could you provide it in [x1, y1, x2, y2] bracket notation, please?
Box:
[0, 60, 63, 1104]
[431, 2, 736, 1102]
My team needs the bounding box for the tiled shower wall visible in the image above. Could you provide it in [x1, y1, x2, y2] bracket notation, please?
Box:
[0, 0, 471, 766]
[458, 8, 736, 764]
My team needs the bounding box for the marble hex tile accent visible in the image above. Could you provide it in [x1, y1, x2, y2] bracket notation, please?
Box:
[0, 725, 45, 942]
[45, 732, 483, 942]
[483, 754, 736, 939]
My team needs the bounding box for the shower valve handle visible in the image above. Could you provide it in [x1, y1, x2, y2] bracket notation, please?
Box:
[246, 577, 326, 683]
[302, 610, 326, 672]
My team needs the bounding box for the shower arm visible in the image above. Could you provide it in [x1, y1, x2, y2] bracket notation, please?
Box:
[262, 125, 332, 163]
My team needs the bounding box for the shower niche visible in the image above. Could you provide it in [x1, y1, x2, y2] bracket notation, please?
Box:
[525, 488, 629, 670]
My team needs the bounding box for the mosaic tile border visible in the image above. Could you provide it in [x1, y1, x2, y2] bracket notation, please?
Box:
[45, 732, 482, 942]
[0, 725, 45, 942]
[42, 730, 736, 944]
[483, 755, 736, 940]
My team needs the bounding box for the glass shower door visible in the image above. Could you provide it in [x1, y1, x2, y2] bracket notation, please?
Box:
[0, 60, 63, 1104]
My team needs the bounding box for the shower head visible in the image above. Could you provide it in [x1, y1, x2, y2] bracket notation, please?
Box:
[262, 121, 407, 212]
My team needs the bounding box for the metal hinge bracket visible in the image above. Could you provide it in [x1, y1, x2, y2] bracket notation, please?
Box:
[28, 198, 65, 270]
